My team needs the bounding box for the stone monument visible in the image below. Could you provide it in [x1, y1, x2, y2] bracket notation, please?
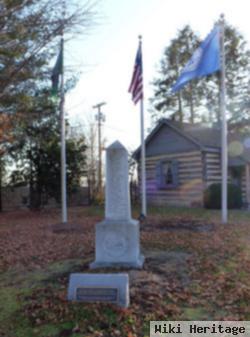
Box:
[90, 140, 144, 268]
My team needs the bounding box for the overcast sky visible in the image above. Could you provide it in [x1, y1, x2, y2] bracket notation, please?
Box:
[64, 0, 250, 152]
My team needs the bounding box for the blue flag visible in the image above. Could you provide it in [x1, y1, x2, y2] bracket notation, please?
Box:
[171, 25, 220, 93]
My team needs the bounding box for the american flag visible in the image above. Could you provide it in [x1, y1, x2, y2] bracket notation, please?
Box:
[128, 41, 143, 104]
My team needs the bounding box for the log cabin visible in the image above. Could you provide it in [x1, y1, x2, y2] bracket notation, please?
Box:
[133, 119, 250, 208]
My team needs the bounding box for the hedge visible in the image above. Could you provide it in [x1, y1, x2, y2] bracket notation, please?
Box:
[204, 183, 242, 209]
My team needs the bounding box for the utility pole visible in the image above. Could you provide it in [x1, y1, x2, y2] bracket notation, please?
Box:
[93, 102, 106, 195]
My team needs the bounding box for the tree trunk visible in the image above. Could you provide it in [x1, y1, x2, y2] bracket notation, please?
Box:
[0, 159, 2, 212]
[29, 186, 42, 209]
[189, 83, 195, 123]
[177, 92, 183, 122]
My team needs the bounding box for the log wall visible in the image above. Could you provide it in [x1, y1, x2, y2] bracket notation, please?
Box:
[204, 152, 221, 186]
[138, 149, 250, 208]
[141, 150, 204, 207]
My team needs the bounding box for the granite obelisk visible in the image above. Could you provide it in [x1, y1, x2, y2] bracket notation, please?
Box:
[90, 141, 144, 268]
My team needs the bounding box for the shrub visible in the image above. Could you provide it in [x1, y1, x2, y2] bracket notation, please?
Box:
[204, 183, 242, 209]
[92, 190, 105, 206]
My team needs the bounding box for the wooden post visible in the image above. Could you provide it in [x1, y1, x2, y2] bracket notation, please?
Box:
[93, 102, 106, 195]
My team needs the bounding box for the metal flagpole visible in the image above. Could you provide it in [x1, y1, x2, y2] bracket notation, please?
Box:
[139, 35, 147, 218]
[219, 14, 228, 224]
[60, 1, 67, 223]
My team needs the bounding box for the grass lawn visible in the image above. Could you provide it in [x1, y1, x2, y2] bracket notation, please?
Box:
[0, 206, 249, 337]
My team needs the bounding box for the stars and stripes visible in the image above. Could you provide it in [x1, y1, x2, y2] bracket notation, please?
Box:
[128, 40, 143, 104]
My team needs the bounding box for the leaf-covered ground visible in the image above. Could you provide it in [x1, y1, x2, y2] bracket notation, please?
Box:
[0, 206, 249, 337]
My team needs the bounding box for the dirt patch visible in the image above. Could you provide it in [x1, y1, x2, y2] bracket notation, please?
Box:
[127, 249, 192, 300]
[143, 219, 214, 232]
[50, 223, 85, 233]
[145, 250, 192, 286]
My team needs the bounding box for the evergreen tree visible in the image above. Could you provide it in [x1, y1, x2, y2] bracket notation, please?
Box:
[9, 89, 87, 209]
[150, 25, 202, 124]
[224, 24, 250, 125]
[150, 22, 250, 127]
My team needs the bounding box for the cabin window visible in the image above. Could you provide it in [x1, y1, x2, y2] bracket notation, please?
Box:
[162, 162, 173, 185]
[156, 160, 179, 189]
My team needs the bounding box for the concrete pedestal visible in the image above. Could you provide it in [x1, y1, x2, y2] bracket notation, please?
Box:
[90, 219, 144, 269]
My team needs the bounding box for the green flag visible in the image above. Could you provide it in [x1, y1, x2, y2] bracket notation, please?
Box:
[51, 40, 63, 95]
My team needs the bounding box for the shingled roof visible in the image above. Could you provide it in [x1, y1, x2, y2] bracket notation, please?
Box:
[133, 119, 250, 164]
[169, 120, 221, 149]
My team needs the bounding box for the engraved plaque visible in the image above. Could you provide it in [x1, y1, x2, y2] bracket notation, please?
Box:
[75, 287, 118, 303]
[68, 273, 129, 307]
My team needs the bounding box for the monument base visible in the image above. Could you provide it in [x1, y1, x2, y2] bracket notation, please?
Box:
[90, 254, 145, 269]
[90, 219, 145, 270]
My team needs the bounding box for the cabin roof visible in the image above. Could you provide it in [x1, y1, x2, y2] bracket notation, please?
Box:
[133, 119, 250, 164]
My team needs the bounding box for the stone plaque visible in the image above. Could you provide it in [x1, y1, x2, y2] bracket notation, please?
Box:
[67, 273, 129, 308]
[76, 287, 118, 302]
